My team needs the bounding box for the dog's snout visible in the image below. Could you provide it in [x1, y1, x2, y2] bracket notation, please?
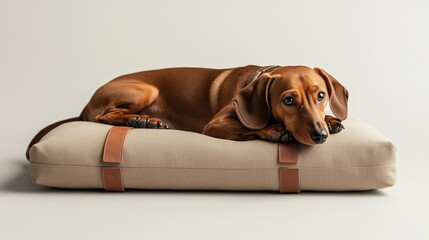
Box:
[310, 129, 328, 144]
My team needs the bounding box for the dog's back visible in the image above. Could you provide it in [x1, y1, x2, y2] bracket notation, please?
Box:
[81, 66, 260, 132]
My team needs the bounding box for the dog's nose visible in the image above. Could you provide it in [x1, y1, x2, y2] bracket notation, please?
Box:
[310, 129, 328, 144]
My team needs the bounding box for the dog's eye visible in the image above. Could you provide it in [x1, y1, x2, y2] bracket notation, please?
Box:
[317, 92, 326, 101]
[283, 97, 295, 106]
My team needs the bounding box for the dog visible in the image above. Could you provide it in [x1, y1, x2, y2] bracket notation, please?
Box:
[26, 65, 348, 159]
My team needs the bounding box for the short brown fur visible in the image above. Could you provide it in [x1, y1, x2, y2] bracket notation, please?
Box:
[26, 65, 349, 159]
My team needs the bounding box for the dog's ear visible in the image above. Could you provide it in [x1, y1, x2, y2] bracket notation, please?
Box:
[314, 68, 349, 120]
[232, 75, 274, 130]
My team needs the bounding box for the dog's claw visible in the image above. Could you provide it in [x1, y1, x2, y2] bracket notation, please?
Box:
[154, 121, 168, 129]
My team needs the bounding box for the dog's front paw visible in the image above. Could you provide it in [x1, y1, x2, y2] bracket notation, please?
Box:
[127, 115, 169, 129]
[265, 124, 294, 143]
[268, 131, 294, 143]
[325, 115, 344, 134]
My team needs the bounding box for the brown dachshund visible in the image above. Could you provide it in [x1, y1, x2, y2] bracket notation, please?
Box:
[26, 65, 348, 159]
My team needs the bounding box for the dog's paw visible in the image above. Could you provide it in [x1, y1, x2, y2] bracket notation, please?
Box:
[266, 124, 294, 143]
[325, 115, 344, 134]
[268, 131, 294, 143]
[127, 116, 169, 129]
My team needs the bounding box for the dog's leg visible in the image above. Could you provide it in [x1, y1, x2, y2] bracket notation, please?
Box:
[83, 80, 169, 129]
[325, 115, 344, 134]
[97, 112, 169, 129]
[203, 105, 292, 142]
[202, 105, 251, 140]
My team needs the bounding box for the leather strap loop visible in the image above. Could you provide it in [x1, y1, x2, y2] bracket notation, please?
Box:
[279, 167, 300, 193]
[103, 126, 131, 164]
[278, 142, 298, 164]
[102, 167, 124, 191]
[101, 126, 132, 191]
[278, 143, 300, 193]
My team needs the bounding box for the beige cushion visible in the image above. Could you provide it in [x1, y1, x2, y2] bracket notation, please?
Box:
[29, 117, 396, 191]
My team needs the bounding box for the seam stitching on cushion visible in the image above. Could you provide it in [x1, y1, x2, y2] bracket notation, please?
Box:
[29, 162, 397, 170]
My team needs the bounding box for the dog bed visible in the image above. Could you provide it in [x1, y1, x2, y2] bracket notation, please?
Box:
[28, 117, 396, 193]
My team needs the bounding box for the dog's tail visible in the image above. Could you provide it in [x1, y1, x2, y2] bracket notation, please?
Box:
[26, 117, 82, 160]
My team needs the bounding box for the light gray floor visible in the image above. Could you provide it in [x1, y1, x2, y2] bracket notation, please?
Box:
[1, 157, 428, 240]
[1, 1, 428, 239]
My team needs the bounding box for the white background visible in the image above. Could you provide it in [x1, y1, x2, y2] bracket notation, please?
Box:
[1, 0, 428, 239]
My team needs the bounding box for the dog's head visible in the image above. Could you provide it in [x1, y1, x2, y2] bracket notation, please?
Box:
[233, 66, 349, 145]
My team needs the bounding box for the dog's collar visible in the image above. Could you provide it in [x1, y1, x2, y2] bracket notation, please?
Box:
[246, 65, 281, 86]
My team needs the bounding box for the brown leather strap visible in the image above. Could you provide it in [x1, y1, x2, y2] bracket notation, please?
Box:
[278, 143, 300, 193]
[279, 167, 300, 193]
[103, 126, 131, 163]
[101, 126, 132, 191]
[102, 167, 124, 191]
[278, 142, 298, 164]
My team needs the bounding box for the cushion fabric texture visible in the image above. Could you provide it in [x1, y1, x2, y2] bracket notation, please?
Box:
[28, 117, 396, 192]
